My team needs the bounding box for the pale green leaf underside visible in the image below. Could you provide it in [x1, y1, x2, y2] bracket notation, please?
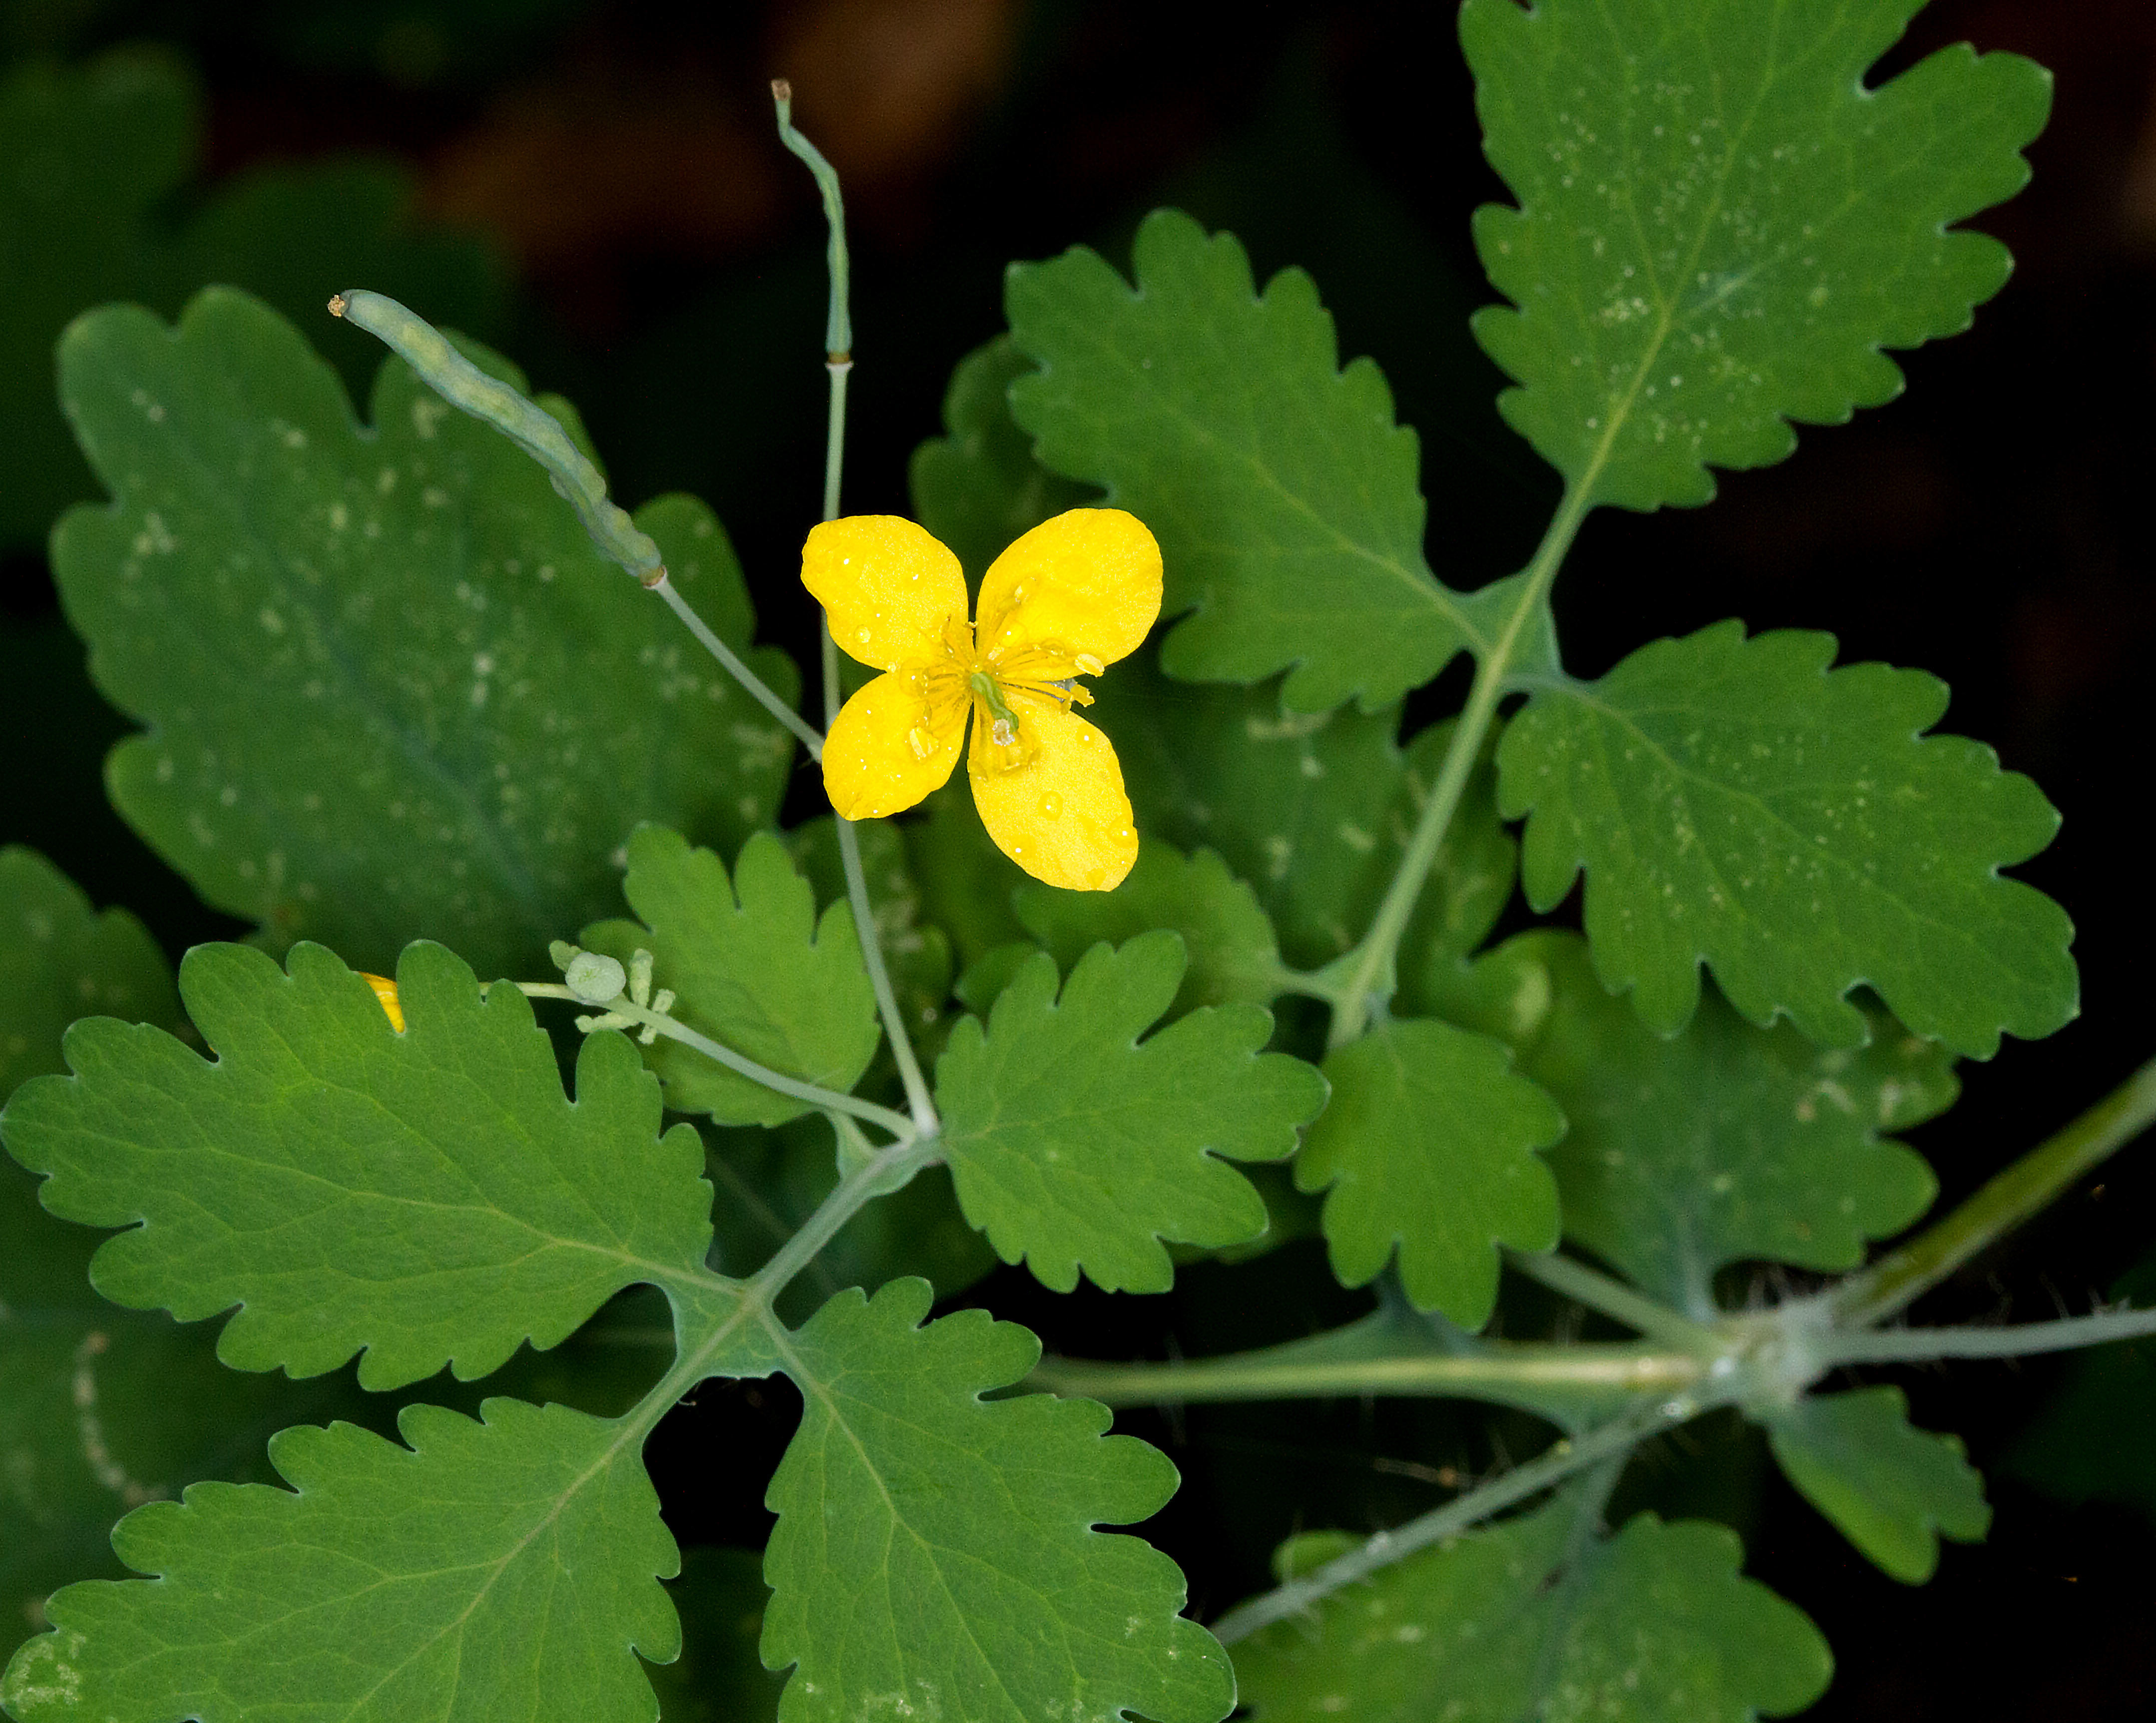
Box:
[1499, 624, 2076, 1056]
[1295, 1017, 1563, 1329]
[1463, 0, 2051, 509]
[1236, 1500, 1830, 1722]
[1764, 1385, 1990, 1584]
[1007, 208, 1473, 712]
[1428, 929, 1952, 1309]
[907, 334, 1097, 585]
[1102, 654, 1516, 974]
[2, 1399, 679, 1723]
[1014, 841, 1286, 1017]
[763, 1280, 1234, 1723]
[583, 826, 880, 1128]
[934, 932, 1329, 1294]
[55, 287, 797, 978]
[3, 939, 712, 1389]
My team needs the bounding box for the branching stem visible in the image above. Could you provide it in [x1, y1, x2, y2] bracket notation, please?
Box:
[519, 982, 915, 1140]
[1208, 1393, 1692, 1645]
[1507, 1249, 1724, 1352]
[747, 1136, 942, 1304]
[1835, 1053, 2156, 1326]
[1327, 474, 1594, 1045]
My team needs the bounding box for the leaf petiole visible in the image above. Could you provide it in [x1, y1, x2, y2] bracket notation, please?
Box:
[1326, 473, 1595, 1045]
[1820, 1305, 2156, 1367]
[518, 981, 917, 1141]
[746, 1135, 943, 1305]
[1506, 1247, 1726, 1352]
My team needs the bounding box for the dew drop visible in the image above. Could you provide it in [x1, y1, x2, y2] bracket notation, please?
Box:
[857, 627, 872, 645]
[1041, 792, 1063, 818]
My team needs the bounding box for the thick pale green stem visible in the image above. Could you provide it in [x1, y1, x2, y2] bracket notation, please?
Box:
[1507, 1249, 1724, 1352]
[519, 982, 915, 1140]
[1823, 1305, 2156, 1366]
[1327, 475, 1594, 1046]
[1835, 1053, 2156, 1327]
[1032, 1341, 1702, 1406]
[1208, 1393, 1690, 1645]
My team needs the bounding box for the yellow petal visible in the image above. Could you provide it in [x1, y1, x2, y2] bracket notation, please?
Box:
[968, 701, 1138, 891]
[823, 670, 964, 820]
[360, 972, 405, 1032]
[976, 508, 1163, 668]
[802, 516, 969, 671]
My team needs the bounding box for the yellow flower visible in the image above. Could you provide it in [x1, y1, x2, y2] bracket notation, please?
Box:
[804, 508, 1163, 892]
[360, 971, 405, 1031]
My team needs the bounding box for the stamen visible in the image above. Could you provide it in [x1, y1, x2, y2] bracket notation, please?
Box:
[990, 717, 1016, 748]
[1075, 653, 1105, 676]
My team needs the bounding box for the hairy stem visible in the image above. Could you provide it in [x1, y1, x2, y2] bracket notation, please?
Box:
[1031, 1341, 1703, 1406]
[1835, 1053, 2156, 1327]
[1327, 474, 1593, 1045]
[1507, 1248, 1725, 1352]
[519, 982, 916, 1140]
[1822, 1305, 2156, 1366]
[748, 1136, 942, 1303]
[1209, 1392, 1690, 1645]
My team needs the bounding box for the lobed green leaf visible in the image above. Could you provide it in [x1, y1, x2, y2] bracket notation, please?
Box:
[1007, 208, 1474, 712]
[1014, 840, 1287, 1017]
[935, 932, 1329, 1293]
[1236, 1497, 1830, 1722]
[1427, 929, 1953, 1310]
[54, 287, 796, 978]
[583, 826, 880, 1128]
[763, 1279, 1234, 1723]
[1763, 1385, 1990, 1584]
[907, 334, 1097, 585]
[2, 1398, 680, 1723]
[3, 939, 714, 1389]
[1295, 1017, 1564, 1329]
[1498, 623, 2076, 1055]
[1463, 0, 2051, 509]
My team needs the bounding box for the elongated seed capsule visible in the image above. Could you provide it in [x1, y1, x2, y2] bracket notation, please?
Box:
[328, 289, 663, 581]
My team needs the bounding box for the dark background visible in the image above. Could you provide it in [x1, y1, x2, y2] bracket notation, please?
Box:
[4, 1, 2153, 1716]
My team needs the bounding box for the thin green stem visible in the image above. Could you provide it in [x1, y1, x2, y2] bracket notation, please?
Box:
[1822, 1305, 2156, 1366]
[648, 573, 824, 760]
[1031, 1342, 1703, 1406]
[519, 982, 915, 1141]
[774, 83, 938, 1136]
[1507, 1248, 1725, 1353]
[1208, 1393, 1687, 1646]
[1835, 1053, 2156, 1327]
[1327, 475, 1594, 1045]
[748, 1136, 942, 1303]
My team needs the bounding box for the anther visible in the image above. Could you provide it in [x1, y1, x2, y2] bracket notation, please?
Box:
[1075, 653, 1104, 676]
[991, 718, 1016, 748]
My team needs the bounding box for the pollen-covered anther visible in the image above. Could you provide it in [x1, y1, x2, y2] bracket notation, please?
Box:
[990, 717, 1016, 748]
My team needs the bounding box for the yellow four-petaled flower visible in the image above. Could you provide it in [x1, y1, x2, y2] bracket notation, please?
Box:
[804, 508, 1163, 892]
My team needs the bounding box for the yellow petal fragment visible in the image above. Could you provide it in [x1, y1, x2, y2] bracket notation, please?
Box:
[824, 669, 965, 820]
[976, 508, 1164, 668]
[968, 701, 1139, 891]
[360, 972, 405, 1032]
[802, 515, 969, 671]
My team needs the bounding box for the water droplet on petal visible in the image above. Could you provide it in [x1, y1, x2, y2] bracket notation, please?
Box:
[1041, 792, 1063, 818]
[856, 627, 872, 644]
[1075, 653, 1104, 676]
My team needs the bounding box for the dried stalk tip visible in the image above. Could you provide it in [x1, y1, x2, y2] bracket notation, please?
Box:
[771, 78, 792, 101]
[326, 294, 348, 318]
